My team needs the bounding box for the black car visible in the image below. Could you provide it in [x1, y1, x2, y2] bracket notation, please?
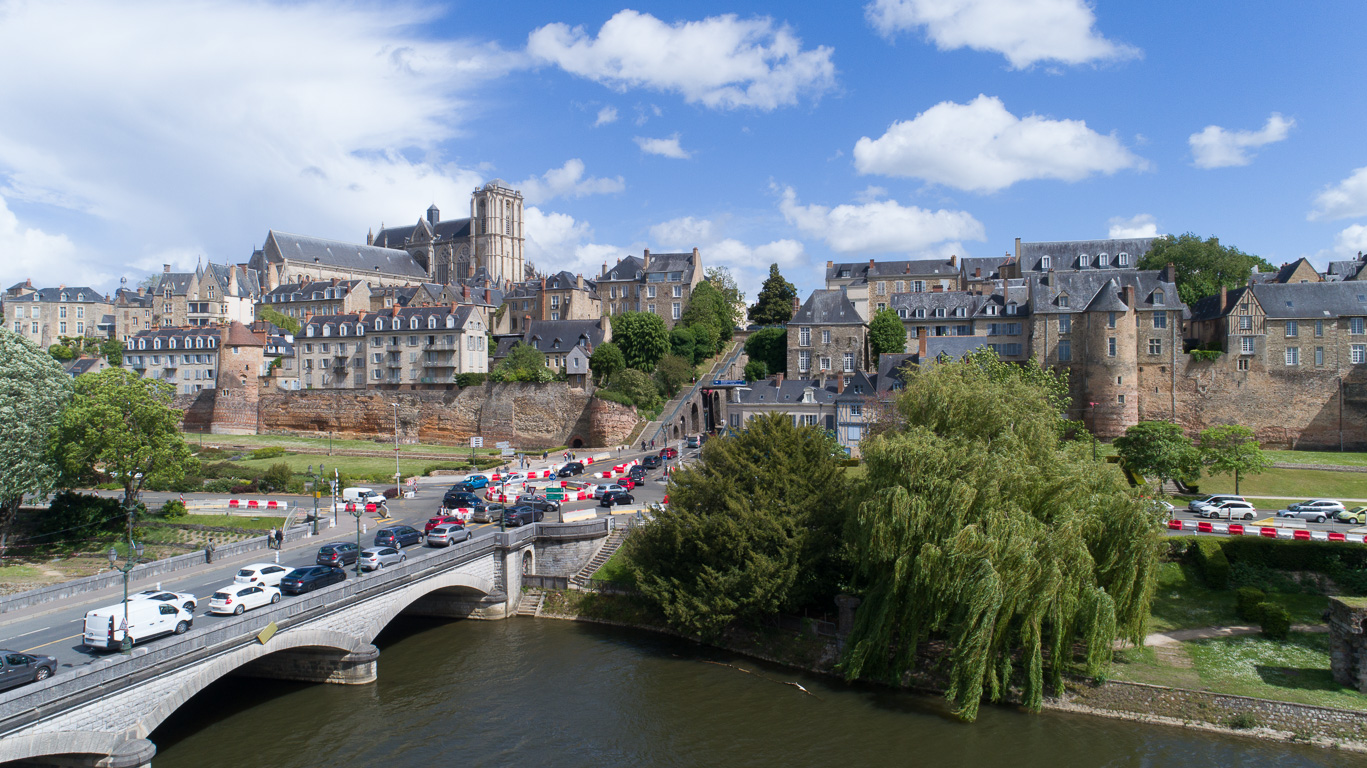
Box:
[447, 481, 478, 494]
[502, 505, 545, 527]
[641, 455, 662, 469]
[0, 651, 56, 691]
[516, 494, 561, 514]
[443, 490, 486, 510]
[557, 462, 584, 477]
[316, 542, 360, 567]
[600, 490, 635, 507]
[374, 525, 423, 549]
[279, 566, 347, 595]
[628, 465, 649, 482]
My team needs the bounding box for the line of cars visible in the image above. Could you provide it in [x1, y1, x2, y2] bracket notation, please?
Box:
[1185, 495, 1367, 524]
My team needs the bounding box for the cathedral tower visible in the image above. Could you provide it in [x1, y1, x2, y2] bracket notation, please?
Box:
[471, 180, 524, 283]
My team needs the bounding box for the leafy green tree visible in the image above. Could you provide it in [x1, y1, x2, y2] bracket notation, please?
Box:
[1199, 424, 1270, 495]
[490, 342, 555, 383]
[681, 282, 735, 343]
[1137, 233, 1274, 306]
[868, 307, 906, 365]
[690, 322, 720, 364]
[99, 338, 124, 367]
[747, 264, 798, 326]
[55, 367, 196, 509]
[588, 341, 625, 385]
[654, 354, 694, 399]
[743, 327, 787, 376]
[669, 327, 696, 364]
[260, 462, 294, 494]
[258, 307, 301, 335]
[0, 330, 74, 549]
[613, 311, 670, 371]
[842, 348, 1161, 721]
[1113, 421, 1201, 493]
[602, 368, 662, 411]
[48, 344, 75, 362]
[743, 360, 767, 382]
[705, 266, 745, 323]
[624, 413, 854, 637]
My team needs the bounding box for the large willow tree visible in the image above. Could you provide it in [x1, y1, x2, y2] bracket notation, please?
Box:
[841, 349, 1162, 721]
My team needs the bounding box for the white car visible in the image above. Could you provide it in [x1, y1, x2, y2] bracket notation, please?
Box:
[358, 547, 406, 571]
[234, 563, 295, 588]
[1287, 499, 1347, 515]
[208, 584, 281, 615]
[593, 484, 624, 499]
[501, 471, 528, 484]
[1188, 494, 1246, 513]
[1202, 500, 1257, 520]
[127, 589, 197, 613]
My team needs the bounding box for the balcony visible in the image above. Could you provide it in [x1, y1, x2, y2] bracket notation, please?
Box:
[425, 338, 459, 349]
[421, 358, 456, 368]
[387, 359, 403, 368]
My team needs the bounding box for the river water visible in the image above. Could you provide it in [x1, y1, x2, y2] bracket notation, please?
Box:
[153, 617, 1351, 767]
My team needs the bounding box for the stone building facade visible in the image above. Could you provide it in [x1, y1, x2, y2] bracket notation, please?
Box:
[825, 257, 963, 319]
[494, 272, 601, 335]
[148, 262, 259, 329]
[297, 305, 488, 390]
[260, 278, 371, 320]
[595, 249, 703, 329]
[787, 289, 868, 377]
[113, 287, 155, 343]
[3, 282, 112, 348]
[210, 322, 265, 434]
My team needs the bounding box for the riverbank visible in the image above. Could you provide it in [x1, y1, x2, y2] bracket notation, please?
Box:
[536, 588, 1367, 753]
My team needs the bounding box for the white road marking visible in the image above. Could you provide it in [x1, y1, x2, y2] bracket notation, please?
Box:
[8, 626, 50, 640]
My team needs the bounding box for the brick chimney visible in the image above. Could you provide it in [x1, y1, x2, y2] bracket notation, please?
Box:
[826, 260, 834, 270]
[642, 249, 651, 269]
[835, 373, 844, 394]
[1164, 262, 1177, 284]
[918, 326, 927, 358]
[137, 286, 145, 296]
[1218, 284, 1227, 314]
[950, 254, 958, 267]
[975, 267, 981, 278]
[1123, 285, 1136, 309]
[228, 264, 239, 296]
[163, 264, 171, 273]
[484, 288, 491, 304]
[791, 295, 801, 320]
[576, 273, 583, 290]
[774, 372, 783, 387]
[868, 258, 876, 274]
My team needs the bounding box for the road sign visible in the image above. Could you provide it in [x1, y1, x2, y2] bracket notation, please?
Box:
[712, 379, 746, 386]
[496, 441, 511, 449]
[501, 448, 515, 457]
[470, 437, 483, 448]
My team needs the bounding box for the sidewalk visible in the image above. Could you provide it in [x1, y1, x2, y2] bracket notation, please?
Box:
[1117, 623, 1329, 649]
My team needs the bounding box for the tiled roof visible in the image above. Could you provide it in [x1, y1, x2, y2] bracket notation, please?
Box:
[827, 258, 958, 284]
[643, 252, 698, 281]
[1252, 282, 1367, 319]
[13, 287, 107, 303]
[601, 255, 645, 282]
[1028, 270, 1183, 315]
[734, 378, 838, 405]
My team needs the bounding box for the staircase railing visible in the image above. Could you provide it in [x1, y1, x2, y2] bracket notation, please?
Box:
[647, 338, 745, 447]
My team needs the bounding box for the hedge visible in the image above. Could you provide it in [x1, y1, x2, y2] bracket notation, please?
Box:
[1235, 587, 1266, 622]
[1169, 535, 1367, 594]
[1257, 601, 1292, 639]
[1192, 538, 1230, 589]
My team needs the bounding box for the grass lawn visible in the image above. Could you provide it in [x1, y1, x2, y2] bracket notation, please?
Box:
[183, 432, 496, 457]
[0, 564, 44, 582]
[592, 547, 636, 586]
[228, 453, 474, 480]
[1197, 467, 1367, 501]
[1264, 449, 1367, 468]
[1148, 562, 1328, 633]
[168, 514, 287, 530]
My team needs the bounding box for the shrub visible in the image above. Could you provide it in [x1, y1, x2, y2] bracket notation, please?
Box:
[1234, 587, 1267, 622]
[743, 360, 767, 382]
[43, 492, 133, 542]
[1165, 536, 1194, 562]
[1192, 538, 1230, 589]
[456, 372, 487, 388]
[204, 478, 238, 493]
[229, 481, 259, 495]
[1257, 602, 1292, 639]
[260, 462, 294, 493]
[160, 499, 187, 518]
[382, 487, 400, 499]
[1227, 713, 1259, 730]
[249, 446, 288, 460]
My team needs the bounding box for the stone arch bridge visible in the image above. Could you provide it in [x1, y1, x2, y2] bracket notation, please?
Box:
[0, 520, 610, 768]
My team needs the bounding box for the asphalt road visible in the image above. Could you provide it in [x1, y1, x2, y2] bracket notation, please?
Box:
[0, 448, 688, 682]
[1167, 502, 1367, 533]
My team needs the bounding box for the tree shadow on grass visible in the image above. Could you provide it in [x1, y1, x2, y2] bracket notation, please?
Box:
[1254, 665, 1345, 692]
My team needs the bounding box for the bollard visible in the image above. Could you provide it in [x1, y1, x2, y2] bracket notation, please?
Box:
[274, 551, 279, 564]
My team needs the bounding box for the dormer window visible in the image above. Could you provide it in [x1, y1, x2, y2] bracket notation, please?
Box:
[410, 317, 419, 330]
[985, 305, 999, 316]
[898, 308, 907, 318]
[954, 307, 966, 317]
[322, 325, 331, 337]
[1099, 253, 1109, 267]
[60, 293, 67, 301]
[168, 338, 177, 349]
[375, 319, 384, 331]
[1006, 302, 1017, 316]
[1118, 253, 1130, 267]
[1153, 290, 1165, 306]
[914, 308, 925, 318]
[428, 316, 437, 329]
[933, 307, 945, 318]
[1078, 254, 1089, 269]
[1059, 294, 1070, 308]
[1040, 255, 1051, 270]
[356, 323, 365, 336]
[306, 326, 315, 337]
[340, 324, 348, 336]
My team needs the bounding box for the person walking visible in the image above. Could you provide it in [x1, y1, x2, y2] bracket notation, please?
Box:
[268, 528, 277, 549]
[275, 529, 283, 549]
[205, 540, 215, 564]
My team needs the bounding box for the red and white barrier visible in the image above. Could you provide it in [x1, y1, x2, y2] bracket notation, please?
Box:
[227, 498, 290, 510]
[1167, 518, 1367, 543]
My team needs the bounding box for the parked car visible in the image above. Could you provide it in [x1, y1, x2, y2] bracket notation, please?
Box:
[359, 547, 406, 571]
[641, 455, 662, 469]
[1278, 505, 1337, 523]
[0, 651, 57, 691]
[127, 589, 197, 613]
[1201, 500, 1258, 520]
[502, 505, 544, 527]
[557, 462, 585, 477]
[659, 447, 679, 460]
[460, 474, 490, 489]
[374, 525, 423, 549]
[1146, 499, 1176, 518]
[209, 584, 281, 615]
[600, 490, 635, 508]
[685, 435, 701, 449]
[83, 601, 192, 650]
[235, 564, 294, 588]
[593, 483, 624, 499]
[443, 490, 486, 509]
[1188, 494, 1246, 513]
[1337, 506, 1367, 525]
[279, 566, 347, 595]
[1287, 499, 1347, 516]
[515, 495, 561, 514]
[425, 515, 466, 533]
[316, 542, 360, 567]
[426, 523, 470, 547]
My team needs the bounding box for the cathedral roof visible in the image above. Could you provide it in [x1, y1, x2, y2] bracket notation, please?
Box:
[263, 231, 427, 280]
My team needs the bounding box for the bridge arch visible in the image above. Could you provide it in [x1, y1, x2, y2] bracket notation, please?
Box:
[357, 569, 496, 645]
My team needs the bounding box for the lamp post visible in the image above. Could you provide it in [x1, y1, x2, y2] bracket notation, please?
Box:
[1088, 401, 1099, 462]
[391, 402, 402, 504]
[349, 503, 364, 577]
[308, 464, 320, 536]
[331, 467, 339, 527]
[108, 540, 144, 655]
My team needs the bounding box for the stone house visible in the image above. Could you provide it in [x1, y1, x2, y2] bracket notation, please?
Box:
[788, 289, 869, 377]
[261, 278, 370, 320]
[825, 257, 963, 320]
[113, 287, 155, 343]
[493, 271, 601, 335]
[3, 284, 113, 348]
[148, 262, 259, 329]
[594, 249, 703, 329]
[1327, 253, 1367, 281]
[727, 376, 839, 432]
[298, 305, 488, 390]
[1189, 282, 1367, 374]
[597, 255, 646, 317]
[491, 317, 610, 373]
[1001, 236, 1157, 279]
[124, 327, 224, 395]
[1249, 257, 1321, 285]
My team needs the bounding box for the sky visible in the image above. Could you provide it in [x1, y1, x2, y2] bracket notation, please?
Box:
[2, 0, 1367, 303]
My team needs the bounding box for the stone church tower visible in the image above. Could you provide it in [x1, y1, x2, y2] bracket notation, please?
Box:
[471, 180, 524, 283]
[209, 322, 264, 435]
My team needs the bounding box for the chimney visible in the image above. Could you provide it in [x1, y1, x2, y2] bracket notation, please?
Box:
[228, 264, 239, 296]
[975, 267, 981, 278]
[1123, 284, 1136, 309]
[603, 260, 609, 275]
[774, 372, 783, 387]
[868, 259, 876, 275]
[791, 295, 801, 320]
[163, 264, 171, 273]
[463, 284, 470, 301]
[1014, 237, 1022, 260]
[1218, 284, 1227, 314]
[836, 373, 844, 394]
[576, 273, 583, 290]
[367, 228, 374, 246]
[826, 260, 833, 270]
[692, 247, 699, 259]
[642, 249, 651, 269]
[918, 326, 927, 358]
[950, 254, 958, 267]
[484, 288, 491, 304]
[331, 277, 339, 286]
[137, 286, 145, 296]
[1164, 262, 1177, 284]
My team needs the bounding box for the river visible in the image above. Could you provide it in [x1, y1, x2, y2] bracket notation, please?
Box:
[152, 617, 1350, 767]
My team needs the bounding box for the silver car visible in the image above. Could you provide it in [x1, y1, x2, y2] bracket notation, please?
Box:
[1189, 494, 1246, 513]
[358, 547, 406, 571]
[426, 523, 470, 547]
[1287, 499, 1346, 516]
[1278, 503, 1340, 523]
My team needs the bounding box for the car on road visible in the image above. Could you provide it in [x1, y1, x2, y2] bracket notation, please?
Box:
[1286, 499, 1347, 516]
[459, 474, 490, 489]
[1146, 499, 1176, 518]
[425, 515, 466, 533]
[374, 525, 423, 549]
[470, 503, 503, 524]
[235, 564, 295, 588]
[557, 462, 585, 477]
[502, 505, 544, 527]
[128, 589, 197, 613]
[426, 523, 470, 547]
[616, 478, 636, 491]
[1200, 500, 1258, 520]
[659, 447, 679, 460]
[316, 541, 360, 567]
[343, 487, 387, 506]
[593, 483, 625, 499]
[0, 651, 57, 691]
[600, 490, 635, 508]
[628, 465, 649, 482]
[359, 547, 406, 571]
[447, 481, 480, 494]
[279, 566, 347, 595]
[515, 494, 561, 514]
[641, 455, 662, 470]
[1278, 504, 1338, 523]
[501, 471, 528, 484]
[83, 601, 193, 650]
[1337, 506, 1367, 525]
[443, 490, 486, 509]
[209, 584, 281, 615]
[686, 435, 701, 449]
[1188, 494, 1246, 513]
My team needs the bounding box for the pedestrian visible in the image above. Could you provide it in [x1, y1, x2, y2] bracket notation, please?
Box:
[275, 528, 283, 549]
[268, 528, 277, 549]
[641, 440, 645, 452]
[205, 540, 215, 564]
[542, 450, 548, 461]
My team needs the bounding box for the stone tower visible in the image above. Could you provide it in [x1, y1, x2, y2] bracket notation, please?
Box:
[209, 321, 265, 435]
[1080, 279, 1140, 438]
[471, 180, 524, 283]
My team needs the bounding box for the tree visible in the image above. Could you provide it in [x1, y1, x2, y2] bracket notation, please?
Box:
[48, 344, 75, 362]
[260, 462, 294, 494]
[258, 307, 301, 335]
[681, 282, 735, 343]
[489, 342, 555, 383]
[743, 327, 787, 376]
[743, 360, 767, 382]
[1137, 233, 1274, 306]
[1199, 425, 1270, 495]
[55, 367, 196, 510]
[99, 338, 124, 367]
[705, 266, 745, 324]
[868, 307, 906, 365]
[624, 413, 854, 637]
[842, 348, 1161, 721]
[589, 341, 625, 385]
[613, 311, 670, 371]
[747, 264, 798, 326]
[654, 354, 694, 399]
[1113, 421, 1201, 493]
[669, 327, 697, 364]
[0, 330, 74, 550]
[602, 368, 661, 411]
[689, 322, 720, 364]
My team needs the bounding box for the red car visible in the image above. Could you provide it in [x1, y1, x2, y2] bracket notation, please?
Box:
[659, 447, 679, 460]
[425, 515, 464, 533]
[617, 478, 636, 490]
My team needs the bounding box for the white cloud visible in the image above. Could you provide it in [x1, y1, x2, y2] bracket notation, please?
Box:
[650, 216, 717, 245]
[635, 134, 692, 160]
[1108, 214, 1159, 238]
[854, 95, 1144, 192]
[523, 206, 635, 278]
[516, 159, 624, 204]
[778, 186, 984, 254]
[864, 0, 1139, 69]
[0, 0, 519, 291]
[1310, 166, 1367, 221]
[648, 214, 806, 301]
[1188, 113, 1294, 169]
[594, 106, 619, 126]
[1333, 224, 1367, 256]
[527, 10, 836, 110]
[0, 194, 85, 288]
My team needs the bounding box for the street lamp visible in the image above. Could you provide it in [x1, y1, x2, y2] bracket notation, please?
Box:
[349, 503, 364, 577]
[1087, 401, 1099, 462]
[308, 464, 320, 536]
[108, 540, 145, 655]
[390, 402, 402, 504]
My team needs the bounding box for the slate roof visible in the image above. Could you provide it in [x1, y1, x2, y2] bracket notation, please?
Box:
[66, 357, 103, 376]
[643, 252, 698, 281]
[372, 216, 474, 248]
[125, 326, 222, 350]
[1327, 255, 1367, 281]
[114, 288, 154, 308]
[263, 231, 427, 280]
[734, 378, 838, 406]
[890, 290, 980, 319]
[960, 257, 1006, 281]
[790, 290, 863, 325]
[1015, 237, 1156, 273]
[836, 370, 877, 403]
[1028, 270, 1183, 315]
[1085, 278, 1132, 312]
[1251, 282, 1367, 319]
[1188, 287, 1250, 322]
[601, 255, 645, 282]
[525, 319, 606, 354]
[263, 280, 363, 304]
[205, 263, 260, 298]
[10, 287, 107, 303]
[826, 259, 960, 284]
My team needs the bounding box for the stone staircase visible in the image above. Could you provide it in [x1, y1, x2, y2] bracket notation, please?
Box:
[516, 590, 544, 617]
[571, 528, 629, 587]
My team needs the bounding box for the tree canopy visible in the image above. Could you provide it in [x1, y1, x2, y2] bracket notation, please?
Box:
[868, 307, 906, 365]
[669, 327, 697, 365]
[0, 330, 74, 548]
[747, 264, 798, 326]
[654, 354, 694, 399]
[258, 307, 302, 335]
[705, 266, 746, 320]
[1199, 424, 1270, 495]
[1113, 421, 1201, 492]
[600, 368, 661, 412]
[681, 280, 737, 344]
[55, 367, 196, 508]
[841, 348, 1161, 721]
[489, 342, 555, 382]
[1137, 233, 1274, 306]
[743, 359, 767, 382]
[625, 413, 854, 637]
[612, 311, 670, 371]
[743, 327, 787, 377]
[588, 341, 625, 385]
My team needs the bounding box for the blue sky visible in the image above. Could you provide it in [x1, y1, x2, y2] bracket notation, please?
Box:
[2, 0, 1366, 302]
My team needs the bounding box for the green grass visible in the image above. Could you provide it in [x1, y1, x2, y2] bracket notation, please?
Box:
[168, 514, 287, 530]
[1185, 632, 1367, 711]
[1148, 562, 1328, 633]
[0, 564, 43, 581]
[228, 453, 473, 481]
[183, 432, 493, 456]
[1264, 449, 1367, 468]
[592, 547, 636, 586]
[1198, 467, 1367, 501]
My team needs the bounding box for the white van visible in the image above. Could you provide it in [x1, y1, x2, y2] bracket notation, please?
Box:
[82, 601, 193, 650]
[342, 487, 387, 506]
